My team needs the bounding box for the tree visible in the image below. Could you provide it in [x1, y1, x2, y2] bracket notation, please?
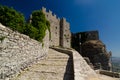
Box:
[0, 5, 25, 33]
[31, 10, 50, 42]
[0, 5, 50, 43]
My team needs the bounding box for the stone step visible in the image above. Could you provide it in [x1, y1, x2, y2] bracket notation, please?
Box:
[12, 49, 74, 80]
[41, 58, 73, 62]
[47, 58, 73, 61]
[16, 71, 74, 80]
[48, 50, 70, 56]
[19, 70, 73, 79]
[48, 53, 69, 55]
[37, 60, 73, 66]
[28, 65, 73, 74]
[47, 56, 69, 59]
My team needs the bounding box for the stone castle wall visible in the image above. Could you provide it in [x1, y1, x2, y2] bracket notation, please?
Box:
[42, 7, 60, 47]
[60, 18, 71, 48]
[72, 31, 111, 71]
[72, 31, 99, 53]
[42, 7, 71, 48]
[0, 23, 49, 79]
[83, 31, 99, 42]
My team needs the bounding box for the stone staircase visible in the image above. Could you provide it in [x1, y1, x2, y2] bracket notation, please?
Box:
[12, 49, 74, 80]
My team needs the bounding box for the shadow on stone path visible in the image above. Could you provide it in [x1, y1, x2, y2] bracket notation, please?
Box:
[63, 55, 74, 80]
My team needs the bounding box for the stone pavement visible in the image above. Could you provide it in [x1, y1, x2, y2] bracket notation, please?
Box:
[11, 48, 120, 80]
[11, 49, 74, 80]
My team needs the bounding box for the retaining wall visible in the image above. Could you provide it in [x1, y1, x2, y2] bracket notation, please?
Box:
[0, 23, 49, 79]
[99, 70, 120, 78]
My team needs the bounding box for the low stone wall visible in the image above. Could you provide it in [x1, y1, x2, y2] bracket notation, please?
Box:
[99, 70, 120, 78]
[51, 47, 98, 80]
[0, 23, 49, 79]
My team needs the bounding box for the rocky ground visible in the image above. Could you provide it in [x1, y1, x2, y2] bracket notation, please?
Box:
[82, 40, 111, 70]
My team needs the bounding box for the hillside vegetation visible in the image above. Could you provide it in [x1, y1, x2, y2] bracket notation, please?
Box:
[0, 5, 50, 43]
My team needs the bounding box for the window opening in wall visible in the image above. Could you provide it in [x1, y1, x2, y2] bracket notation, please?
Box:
[67, 40, 69, 42]
[55, 32, 57, 34]
[68, 34, 69, 37]
[56, 26, 57, 29]
[47, 14, 48, 17]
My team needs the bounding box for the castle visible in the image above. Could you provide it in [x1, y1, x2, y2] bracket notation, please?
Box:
[29, 7, 111, 70]
[1, 6, 120, 80]
[42, 7, 71, 48]
[72, 30, 99, 53]
[72, 31, 112, 70]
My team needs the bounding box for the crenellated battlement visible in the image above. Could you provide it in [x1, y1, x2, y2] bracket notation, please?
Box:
[53, 14, 56, 18]
[48, 10, 52, 14]
[42, 7, 60, 21]
[29, 7, 71, 48]
[58, 17, 60, 21]
[42, 7, 46, 12]
[41, 7, 71, 48]
[62, 17, 66, 22]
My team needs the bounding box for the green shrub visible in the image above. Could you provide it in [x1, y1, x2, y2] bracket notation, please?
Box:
[0, 5, 25, 33]
[24, 23, 39, 39]
[0, 5, 50, 44]
[31, 10, 50, 42]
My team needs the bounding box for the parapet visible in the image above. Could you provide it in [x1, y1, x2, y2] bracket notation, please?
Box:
[49, 10, 52, 14]
[53, 14, 56, 18]
[58, 17, 60, 21]
[42, 7, 46, 12]
[41, 7, 61, 21]
[61, 17, 66, 22]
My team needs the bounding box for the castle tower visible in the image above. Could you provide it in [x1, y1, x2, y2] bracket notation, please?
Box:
[42, 7, 60, 47]
[60, 18, 71, 48]
[30, 7, 71, 48]
[42, 7, 46, 13]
